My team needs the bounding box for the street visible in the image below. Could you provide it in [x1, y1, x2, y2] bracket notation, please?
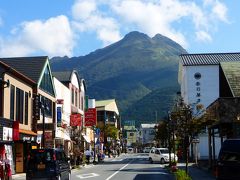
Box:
[13, 153, 174, 180]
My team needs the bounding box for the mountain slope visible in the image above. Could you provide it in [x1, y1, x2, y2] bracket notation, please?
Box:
[50, 31, 187, 125]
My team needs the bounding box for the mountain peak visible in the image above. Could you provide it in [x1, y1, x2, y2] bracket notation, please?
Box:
[123, 31, 150, 41]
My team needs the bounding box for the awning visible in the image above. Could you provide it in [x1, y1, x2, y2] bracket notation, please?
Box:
[81, 133, 91, 143]
[19, 129, 37, 136]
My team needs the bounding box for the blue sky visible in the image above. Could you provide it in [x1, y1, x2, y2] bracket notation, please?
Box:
[0, 0, 239, 58]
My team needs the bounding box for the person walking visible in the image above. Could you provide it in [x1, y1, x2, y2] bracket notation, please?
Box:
[4, 154, 11, 180]
[85, 149, 91, 164]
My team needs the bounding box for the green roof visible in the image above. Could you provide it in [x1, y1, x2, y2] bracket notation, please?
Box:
[95, 99, 116, 107]
[220, 61, 240, 97]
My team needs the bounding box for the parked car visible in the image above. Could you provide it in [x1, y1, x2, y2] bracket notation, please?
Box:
[143, 147, 151, 153]
[149, 148, 178, 164]
[216, 139, 240, 180]
[26, 148, 71, 180]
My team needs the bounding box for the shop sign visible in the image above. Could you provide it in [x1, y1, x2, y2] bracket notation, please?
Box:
[45, 131, 53, 141]
[36, 134, 42, 144]
[3, 127, 13, 141]
[57, 107, 62, 127]
[56, 99, 64, 104]
[13, 121, 19, 141]
[85, 108, 96, 127]
[22, 136, 36, 142]
[70, 114, 82, 126]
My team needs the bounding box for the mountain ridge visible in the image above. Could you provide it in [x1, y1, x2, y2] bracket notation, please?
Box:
[50, 31, 187, 126]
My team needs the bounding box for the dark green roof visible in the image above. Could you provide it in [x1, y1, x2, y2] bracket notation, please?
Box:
[220, 61, 240, 97]
[52, 71, 72, 82]
[0, 56, 48, 83]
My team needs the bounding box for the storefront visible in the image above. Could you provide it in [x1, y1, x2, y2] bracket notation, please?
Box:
[14, 129, 37, 173]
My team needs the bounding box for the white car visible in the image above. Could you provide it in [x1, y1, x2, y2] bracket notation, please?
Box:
[143, 147, 151, 153]
[148, 148, 178, 164]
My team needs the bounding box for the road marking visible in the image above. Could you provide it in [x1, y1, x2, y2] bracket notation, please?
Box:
[77, 173, 99, 179]
[106, 160, 133, 180]
[111, 158, 123, 161]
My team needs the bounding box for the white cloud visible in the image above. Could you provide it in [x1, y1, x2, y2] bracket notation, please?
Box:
[196, 30, 212, 42]
[72, 0, 121, 46]
[0, 15, 74, 57]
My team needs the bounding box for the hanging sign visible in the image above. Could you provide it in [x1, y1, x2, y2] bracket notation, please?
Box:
[85, 108, 97, 127]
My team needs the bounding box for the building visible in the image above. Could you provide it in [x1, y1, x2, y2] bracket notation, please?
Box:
[52, 70, 87, 165]
[139, 124, 157, 146]
[95, 99, 120, 150]
[0, 56, 58, 174]
[179, 52, 240, 159]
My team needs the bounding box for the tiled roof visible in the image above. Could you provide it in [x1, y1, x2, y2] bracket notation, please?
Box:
[220, 61, 240, 97]
[0, 56, 47, 83]
[52, 71, 72, 82]
[180, 53, 240, 66]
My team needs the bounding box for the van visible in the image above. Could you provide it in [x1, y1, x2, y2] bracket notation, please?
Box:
[216, 139, 240, 180]
[26, 148, 71, 180]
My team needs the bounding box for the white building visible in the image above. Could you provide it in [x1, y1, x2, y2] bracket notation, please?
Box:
[139, 124, 157, 145]
[179, 52, 240, 159]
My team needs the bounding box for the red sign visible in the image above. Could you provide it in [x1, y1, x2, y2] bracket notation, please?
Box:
[70, 114, 82, 126]
[85, 108, 97, 127]
[13, 121, 19, 141]
[56, 99, 64, 104]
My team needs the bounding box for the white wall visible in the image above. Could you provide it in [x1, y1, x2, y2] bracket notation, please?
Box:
[54, 77, 71, 140]
[182, 65, 219, 110]
[71, 73, 79, 89]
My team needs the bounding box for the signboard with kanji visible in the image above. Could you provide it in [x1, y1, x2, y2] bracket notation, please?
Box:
[70, 114, 82, 126]
[85, 108, 97, 127]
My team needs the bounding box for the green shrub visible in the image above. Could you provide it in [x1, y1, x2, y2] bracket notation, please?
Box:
[175, 169, 191, 180]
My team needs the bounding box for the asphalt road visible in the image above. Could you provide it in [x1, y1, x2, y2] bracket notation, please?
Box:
[71, 153, 174, 180]
[13, 153, 174, 180]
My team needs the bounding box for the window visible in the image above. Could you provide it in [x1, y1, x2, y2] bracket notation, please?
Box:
[39, 66, 54, 96]
[40, 96, 52, 117]
[75, 90, 78, 107]
[71, 88, 74, 105]
[10, 85, 15, 120]
[16, 88, 24, 123]
[25, 92, 28, 125]
[81, 96, 84, 110]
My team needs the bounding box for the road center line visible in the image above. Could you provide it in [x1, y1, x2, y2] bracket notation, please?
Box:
[106, 160, 133, 180]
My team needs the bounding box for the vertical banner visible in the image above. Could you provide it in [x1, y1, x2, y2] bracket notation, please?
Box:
[85, 108, 97, 127]
[13, 121, 19, 141]
[57, 107, 62, 127]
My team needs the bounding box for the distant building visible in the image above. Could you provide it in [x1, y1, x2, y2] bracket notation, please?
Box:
[139, 124, 157, 145]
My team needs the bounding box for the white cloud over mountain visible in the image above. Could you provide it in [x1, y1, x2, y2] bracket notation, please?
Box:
[0, 0, 230, 57]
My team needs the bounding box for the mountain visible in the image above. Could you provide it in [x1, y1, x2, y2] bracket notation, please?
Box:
[50, 31, 187, 126]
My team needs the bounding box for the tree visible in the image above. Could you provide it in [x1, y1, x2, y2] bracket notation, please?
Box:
[155, 120, 168, 147]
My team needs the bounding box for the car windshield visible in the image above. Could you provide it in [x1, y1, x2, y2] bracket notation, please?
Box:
[219, 151, 240, 162]
[160, 149, 169, 154]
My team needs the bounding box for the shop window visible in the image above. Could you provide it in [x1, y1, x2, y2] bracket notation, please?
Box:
[10, 85, 15, 120]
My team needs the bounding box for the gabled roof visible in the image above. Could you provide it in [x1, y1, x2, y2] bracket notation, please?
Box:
[180, 53, 240, 66]
[0, 56, 48, 83]
[96, 99, 119, 115]
[52, 71, 72, 82]
[96, 99, 116, 107]
[220, 61, 240, 97]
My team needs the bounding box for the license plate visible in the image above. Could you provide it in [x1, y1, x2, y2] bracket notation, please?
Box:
[37, 164, 45, 169]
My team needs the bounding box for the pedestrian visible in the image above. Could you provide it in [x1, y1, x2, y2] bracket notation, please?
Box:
[4, 154, 11, 180]
[85, 149, 91, 164]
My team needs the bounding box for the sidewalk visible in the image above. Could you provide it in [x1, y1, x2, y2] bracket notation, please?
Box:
[177, 163, 215, 180]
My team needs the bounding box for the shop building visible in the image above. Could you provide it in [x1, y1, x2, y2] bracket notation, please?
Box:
[179, 52, 240, 159]
[0, 56, 57, 172]
[0, 59, 36, 174]
[52, 70, 86, 165]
